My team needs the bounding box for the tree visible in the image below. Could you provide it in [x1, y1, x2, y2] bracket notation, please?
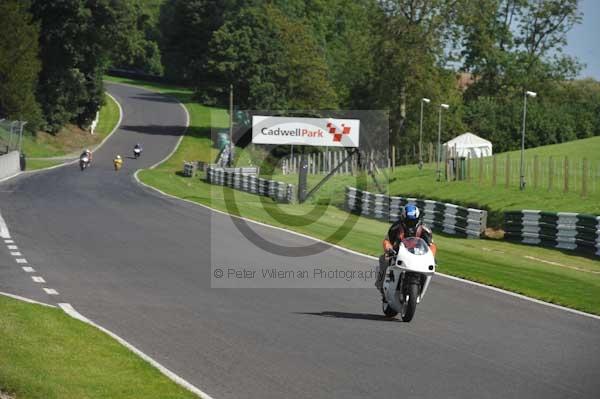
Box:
[110, 0, 163, 75]
[159, 0, 230, 82]
[374, 0, 464, 145]
[0, 0, 42, 128]
[460, 0, 582, 98]
[31, 0, 136, 132]
[206, 4, 337, 110]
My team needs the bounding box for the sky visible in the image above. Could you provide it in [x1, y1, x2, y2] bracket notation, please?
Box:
[566, 0, 600, 80]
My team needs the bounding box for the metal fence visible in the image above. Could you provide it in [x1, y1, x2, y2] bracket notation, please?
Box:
[455, 154, 600, 196]
[282, 148, 390, 175]
[0, 119, 26, 155]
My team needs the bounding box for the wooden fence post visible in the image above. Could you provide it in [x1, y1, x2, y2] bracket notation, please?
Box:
[466, 155, 471, 181]
[427, 141, 434, 163]
[533, 155, 539, 188]
[582, 158, 588, 197]
[564, 156, 569, 193]
[548, 156, 553, 191]
[479, 156, 483, 184]
[392, 146, 396, 171]
[505, 154, 510, 188]
[492, 155, 497, 186]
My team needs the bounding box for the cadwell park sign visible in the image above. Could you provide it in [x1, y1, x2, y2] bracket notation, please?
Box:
[252, 116, 360, 148]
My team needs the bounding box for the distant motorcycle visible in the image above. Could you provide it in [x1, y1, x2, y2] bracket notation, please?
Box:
[382, 237, 436, 322]
[79, 156, 90, 171]
[133, 147, 141, 159]
[114, 156, 123, 171]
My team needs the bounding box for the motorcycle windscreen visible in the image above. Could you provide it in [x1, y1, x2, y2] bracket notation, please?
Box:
[401, 237, 430, 256]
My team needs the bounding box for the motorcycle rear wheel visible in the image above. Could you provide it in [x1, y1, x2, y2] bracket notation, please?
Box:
[400, 284, 418, 322]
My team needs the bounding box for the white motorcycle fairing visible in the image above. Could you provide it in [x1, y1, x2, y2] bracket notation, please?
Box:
[382, 237, 436, 321]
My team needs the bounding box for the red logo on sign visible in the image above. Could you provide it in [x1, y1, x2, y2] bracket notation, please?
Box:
[327, 122, 351, 142]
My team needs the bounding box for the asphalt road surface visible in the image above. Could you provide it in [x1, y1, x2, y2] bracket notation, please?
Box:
[1, 83, 599, 399]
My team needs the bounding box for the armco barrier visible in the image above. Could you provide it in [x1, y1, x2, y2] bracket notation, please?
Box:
[504, 210, 600, 256]
[345, 187, 487, 238]
[0, 151, 20, 180]
[206, 166, 294, 203]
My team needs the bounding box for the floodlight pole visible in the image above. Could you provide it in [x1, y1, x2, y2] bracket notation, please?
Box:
[520, 91, 536, 190]
[419, 98, 430, 169]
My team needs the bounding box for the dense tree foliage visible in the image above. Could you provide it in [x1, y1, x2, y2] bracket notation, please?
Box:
[110, 0, 163, 75]
[30, 0, 141, 132]
[206, 3, 338, 109]
[0, 0, 42, 128]
[159, 0, 229, 82]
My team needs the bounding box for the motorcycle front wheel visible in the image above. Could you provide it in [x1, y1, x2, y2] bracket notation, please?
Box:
[400, 284, 418, 322]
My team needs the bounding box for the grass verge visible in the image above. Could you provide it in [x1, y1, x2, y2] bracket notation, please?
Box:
[25, 159, 63, 171]
[0, 295, 196, 399]
[106, 75, 600, 315]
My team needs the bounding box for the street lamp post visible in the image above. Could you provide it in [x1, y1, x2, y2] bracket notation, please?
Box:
[519, 91, 537, 190]
[436, 103, 449, 181]
[419, 98, 430, 169]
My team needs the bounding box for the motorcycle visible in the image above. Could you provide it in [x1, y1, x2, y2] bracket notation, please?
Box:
[79, 156, 90, 171]
[382, 237, 436, 322]
[133, 147, 141, 159]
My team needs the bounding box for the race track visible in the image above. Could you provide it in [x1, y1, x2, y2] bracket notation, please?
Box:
[1, 83, 599, 399]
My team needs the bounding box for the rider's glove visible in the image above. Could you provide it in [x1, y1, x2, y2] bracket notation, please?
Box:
[385, 248, 396, 257]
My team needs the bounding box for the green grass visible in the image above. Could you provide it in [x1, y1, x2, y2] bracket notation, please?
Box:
[502, 135, 600, 161]
[384, 138, 600, 217]
[20, 93, 120, 170]
[0, 295, 197, 399]
[25, 159, 63, 170]
[109, 75, 600, 315]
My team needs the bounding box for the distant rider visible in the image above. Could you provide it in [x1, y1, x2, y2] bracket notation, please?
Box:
[113, 155, 123, 171]
[80, 149, 92, 164]
[133, 143, 142, 157]
[375, 204, 436, 300]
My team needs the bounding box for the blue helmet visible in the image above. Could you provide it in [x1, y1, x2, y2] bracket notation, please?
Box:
[403, 204, 420, 228]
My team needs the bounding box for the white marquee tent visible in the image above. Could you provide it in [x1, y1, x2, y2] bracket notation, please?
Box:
[443, 132, 492, 158]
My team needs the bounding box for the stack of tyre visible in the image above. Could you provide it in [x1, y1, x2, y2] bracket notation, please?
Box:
[504, 210, 600, 256]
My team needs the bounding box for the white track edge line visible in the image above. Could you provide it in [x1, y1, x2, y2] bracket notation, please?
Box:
[58, 303, 213, 399]
[0, 210, 9, 238]
[0, 291, 56, 307]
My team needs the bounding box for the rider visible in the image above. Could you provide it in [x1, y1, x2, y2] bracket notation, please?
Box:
[80, 148, 92, 163]
[113, 154, 123, 170]
[375, 204, 436, 300]
[134, 143, 142, 153]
